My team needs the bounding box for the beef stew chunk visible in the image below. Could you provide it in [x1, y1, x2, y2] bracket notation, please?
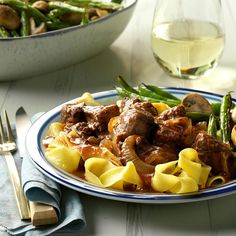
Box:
[113, 99, 157, 144]
[192, 132, 236, 178]
[61, 102, 120, 133]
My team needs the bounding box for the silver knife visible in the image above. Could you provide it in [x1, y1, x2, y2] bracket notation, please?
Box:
[15, 107, 31, 159]
[15, 107, 58, 226]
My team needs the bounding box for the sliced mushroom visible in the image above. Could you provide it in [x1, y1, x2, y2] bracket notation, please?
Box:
[231, 107, 236, 123]
[0, 5, 20, 30]
[95, 8, 109, 18]
[30, 17, 47, 35]
[88, 8, 108, 21]
[32, 1, 49, 12]
[32, 22, 47, 35]
[89, 8, 98, 20]
[231, 124, 236, 146]
[181, 93, 213, 114]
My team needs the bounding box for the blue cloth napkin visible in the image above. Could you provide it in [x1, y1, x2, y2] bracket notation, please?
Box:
[0, 114, 86, 235]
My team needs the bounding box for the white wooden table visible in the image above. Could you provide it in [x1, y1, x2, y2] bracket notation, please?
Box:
[2, 0, 236, 235]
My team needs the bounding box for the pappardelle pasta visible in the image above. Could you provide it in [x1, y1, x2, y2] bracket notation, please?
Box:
[43, 90, 236, 194]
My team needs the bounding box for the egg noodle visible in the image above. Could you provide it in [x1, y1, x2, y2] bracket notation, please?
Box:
[43, 92, 228, 194]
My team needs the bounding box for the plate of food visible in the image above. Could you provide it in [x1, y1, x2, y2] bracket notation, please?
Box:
[26, 77, 236, 203]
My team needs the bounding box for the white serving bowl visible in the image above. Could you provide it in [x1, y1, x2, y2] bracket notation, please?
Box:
[0, 0, 137, 81]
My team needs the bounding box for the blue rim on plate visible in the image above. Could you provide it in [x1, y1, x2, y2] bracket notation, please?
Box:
[26, 88, 236, 204]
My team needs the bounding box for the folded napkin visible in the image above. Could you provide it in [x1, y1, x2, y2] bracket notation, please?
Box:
[0, 114, 86, 236]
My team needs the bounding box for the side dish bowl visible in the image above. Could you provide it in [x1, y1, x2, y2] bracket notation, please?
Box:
[0, 0, 137, 81]
[26, 88, 236, 204]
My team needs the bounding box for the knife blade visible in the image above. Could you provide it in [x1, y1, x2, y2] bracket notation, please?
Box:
[15, 107, 58, 226]
[15, 107, 31, 159]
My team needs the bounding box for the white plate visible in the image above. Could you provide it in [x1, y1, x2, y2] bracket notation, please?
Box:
[26, 88, 236, 204]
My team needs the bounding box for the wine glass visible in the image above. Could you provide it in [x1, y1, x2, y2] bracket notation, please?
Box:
[151, 0, 225, 79]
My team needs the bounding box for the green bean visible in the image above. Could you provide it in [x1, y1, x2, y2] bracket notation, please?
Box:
[115, 86, 146, 101]
[186, 112, 210, 122]
[117, 76, 180, 107]
[139, 96, 180, 107]
[116, 86, 181, 107]
[28, 5, 49, 23]
[116, 86, 147, 100]
[80, 14, 89, 25]
[46, 20, 71, 30]
[220, 93, 232, 144]
[47, 9, 67, 22]
[138, 84, 180, 106]
[48, 1, 85, 14]
[0, 27, 10, 38]
[20, 10, 30, 36]
[207, 114, 218, 138]
[111, 0, 123, 4]
[211, 101, 235, 116]
[117, 76, 180, 103]
[88, 1, 123, 10]
[66, 0, 97, 7]
[68, 0, 123, 11]
[143, 83, 180, 101]
[115, 86, 132, 98]
[0, 0, 28, 11]
[117, 75, 139, 94]
[10, 30, 19, 37]
[211, 102, 221, 116]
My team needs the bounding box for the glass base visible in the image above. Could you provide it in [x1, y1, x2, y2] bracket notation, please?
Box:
[158, 62, 217, 80]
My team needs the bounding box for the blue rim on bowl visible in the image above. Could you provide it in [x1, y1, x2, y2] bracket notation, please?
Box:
[26, 88, 236, 204]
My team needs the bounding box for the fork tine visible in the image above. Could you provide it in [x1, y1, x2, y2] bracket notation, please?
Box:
[4, 109, 15, 143]
[0, 113, 6, 144]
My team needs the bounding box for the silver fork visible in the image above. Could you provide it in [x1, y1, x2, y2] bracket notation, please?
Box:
[0, 110, 30, 220]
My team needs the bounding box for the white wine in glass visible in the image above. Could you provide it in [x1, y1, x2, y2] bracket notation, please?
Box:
[151, 0, 225, 79]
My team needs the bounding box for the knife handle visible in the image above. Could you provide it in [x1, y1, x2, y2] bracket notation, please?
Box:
[29, 201, 58, 226]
